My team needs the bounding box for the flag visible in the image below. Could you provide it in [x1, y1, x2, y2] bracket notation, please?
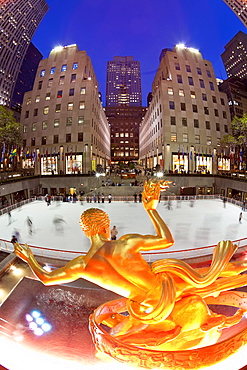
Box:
[240, 147, 243, 162]
[1, 143, 5, 163]
[178, 146, 180, 160]
[190, 149, 192, 160]
[182, 147, 184, 160]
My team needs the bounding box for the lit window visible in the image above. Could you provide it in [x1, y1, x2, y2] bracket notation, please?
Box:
[59, 76, 65, 85]
[61, 64, 67, 72]
[45, 93, 51, 101]
[207, 136, 212, 145]
[66, 117, 72, 126]
[26, 98, 31, 105]
[55, 104, 61, 113]
[57, 90, 63, 98]
[50, 67, 56, 74]
[67, 102, 73, 111]
[73, 62, 78, 70]
[171, 133, 177, 142]
[195, 135, 200, 144]
[23, 125, 27, 133]
[183, 133, 188, 142]
[78, 116, 84, 125]
[32, 122, 37, 131]
[54, 119, 60, 127]
[70, 74, 76, 83]
[47, 78, 53, 87]
[40, 70, 45, 77]
[168, 88, 173, 95]
[43, 107, 49, 115]
[79, 101, 85, 109]
[190, 91, 196, 99]
[80, 87, 86, 94]
[42, 120, 47, 130]
[179, 89, 184, 97]
[115, 133, 119, 137]
[35, 95, 40, 103]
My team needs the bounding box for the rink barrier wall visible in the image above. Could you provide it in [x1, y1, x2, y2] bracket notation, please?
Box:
[0, 195, 246, 263]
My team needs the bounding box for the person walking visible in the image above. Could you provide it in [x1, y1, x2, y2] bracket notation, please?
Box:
[111, 225, 118, 240]
[239, 212, 243, 223]
[242, 200, 246, 211]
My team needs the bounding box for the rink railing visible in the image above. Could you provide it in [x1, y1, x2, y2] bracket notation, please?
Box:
[1, 237, 247, 264]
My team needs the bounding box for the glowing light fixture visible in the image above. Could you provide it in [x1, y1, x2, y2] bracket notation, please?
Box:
[176, 43, 186, 49]
[52, 45, 64, 52]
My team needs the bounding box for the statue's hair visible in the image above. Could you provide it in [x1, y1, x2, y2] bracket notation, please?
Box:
[79, 208, 110, 237]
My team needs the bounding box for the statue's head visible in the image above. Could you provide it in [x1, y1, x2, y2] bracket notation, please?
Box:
[80, 208, 110, 237]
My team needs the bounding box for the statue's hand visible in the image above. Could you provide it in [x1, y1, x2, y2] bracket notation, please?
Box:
[142, 180, 160, 210]
[14, 243, 33, 263]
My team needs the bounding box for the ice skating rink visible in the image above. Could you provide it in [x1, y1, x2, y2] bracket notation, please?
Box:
[0, 198, 246, 254]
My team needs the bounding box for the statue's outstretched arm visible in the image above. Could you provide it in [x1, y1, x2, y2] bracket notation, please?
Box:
[140, 180, 174, 250]
[15, 243, 85, 285]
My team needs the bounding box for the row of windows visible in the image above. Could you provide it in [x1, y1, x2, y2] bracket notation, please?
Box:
[168, 101, 227, 118]
[174, 62, 212, 78]
[30, 133, 84, 146]
[170, 133, 221, 145]
[170, 116, 229, 132]
[40, 63, 79, 77]
[176, 74, 215, 90]
[167, 88, 225, 105]
[23, 116, 85, 132]
[25, 102, 85, 118]
[36, 74, 89, 90]
[26, 87, 86, 105]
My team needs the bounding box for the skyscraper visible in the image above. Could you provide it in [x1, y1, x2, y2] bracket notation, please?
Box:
[0, 0, 49, 107]
[221, 31, 247, 80]
[106, 56, 142, 107]
[223, 0, 247, 27]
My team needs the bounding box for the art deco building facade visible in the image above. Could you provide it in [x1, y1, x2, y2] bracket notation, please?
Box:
[223, 0, 247, 27]
[21, 44, 110, 175]
[139, 45, 231, 174]
[221, 31, 247, 80]
[0, 0, 48, 107]
[219, 76, 247, 120]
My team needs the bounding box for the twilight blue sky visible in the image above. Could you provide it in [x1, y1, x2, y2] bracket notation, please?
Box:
[32, 0, 247, 105]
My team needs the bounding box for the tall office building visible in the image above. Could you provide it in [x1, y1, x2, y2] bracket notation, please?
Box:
[139, 45, 231, 174]
[106, 56, 142, 107]
[0, 0, 48, 107]
[223, 0, 247, 27]
[221, 31, 247, 80]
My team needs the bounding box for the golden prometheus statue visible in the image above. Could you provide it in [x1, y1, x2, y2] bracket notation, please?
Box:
[15, 180, 247, 369]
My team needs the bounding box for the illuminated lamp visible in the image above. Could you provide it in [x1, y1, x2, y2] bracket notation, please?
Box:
[188, 47, 200, 53]
[52, 45, 64, 52]
[176, 43, 186, 49]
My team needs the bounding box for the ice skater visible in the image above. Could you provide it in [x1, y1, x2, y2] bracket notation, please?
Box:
[53, 215, 66, 232]
[239, 212, 243, 223]
[26, 216, 33, 235]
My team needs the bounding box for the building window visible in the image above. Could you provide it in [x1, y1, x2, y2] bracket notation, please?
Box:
[216, 123, 220, 131]
[66, 117, 72, 126]
[179, 89, 185, 97]
[223, 111, 227, 119]
[70, 74, 76, 83]
[35, 95, 40, 103]
[54, 119, 60, 127]
[59, 76, 65, 85]
[169, 101, 175, 109]
[61, 64, 67, 72]
[55, 104, 61, 113]
[196, 67, 202, 75]
[207, 136, 212, 145]
[54, 135, 59, 144]
[195, 135, 200, 144]
[33, 108, 38, 116]
[47, 78, 53, 88]
[42, 120, 47, 130]
[50, 67, 56, 74]
[31, 138, 35, 146]
[188, 76, 194, 86]
[32, 122, 36, 131]
[171, 133, 177, 142]
[26, 98, 31, 105]
[38, 81, 43, 90]
[199, 79, 205, 88]
[78, 132, 83, 141]
[183, 133, 188, 142]
[220, 98, 225, 105]
[186, 65, 191, 73]
[57, 90, 63, 98]
[204, 107, 209, 115]
[177, 75, 182, 83]
[73, 62, 78, 70]
[212, 96, 217, 103]
[205, 121, 210, 130]
[190, 91, 196, 99]
[79, 101, 85, 109]
[192, 104, 198, 113]
[78, 116, 84, 125]
[202, 93, 207, 101]
[41, 136, 46, 145]
[66, 134, 71, 143]
[181, 102, 186, 111]
[43, 106, 49, 115]
[224, 125, 228, 133]
[194, 119, 199, 128]
[182, 117, 187, 126]
[69, 88, 74, 96]
[23, 125, 27, 133]
[175, 62, 180, 70]
[40, 69, 45, 77]
[25, 111, 29, 119]
[45, 93, 51, 100]
[206, 70, 212, 78]
[80, 87, 86, 94]
[214, 109, 219, 117]
[168, 87, 174, 95]
[209, 82, 214, 91]
[67, 102, 73, 111]
[170, 116, 176, 125]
